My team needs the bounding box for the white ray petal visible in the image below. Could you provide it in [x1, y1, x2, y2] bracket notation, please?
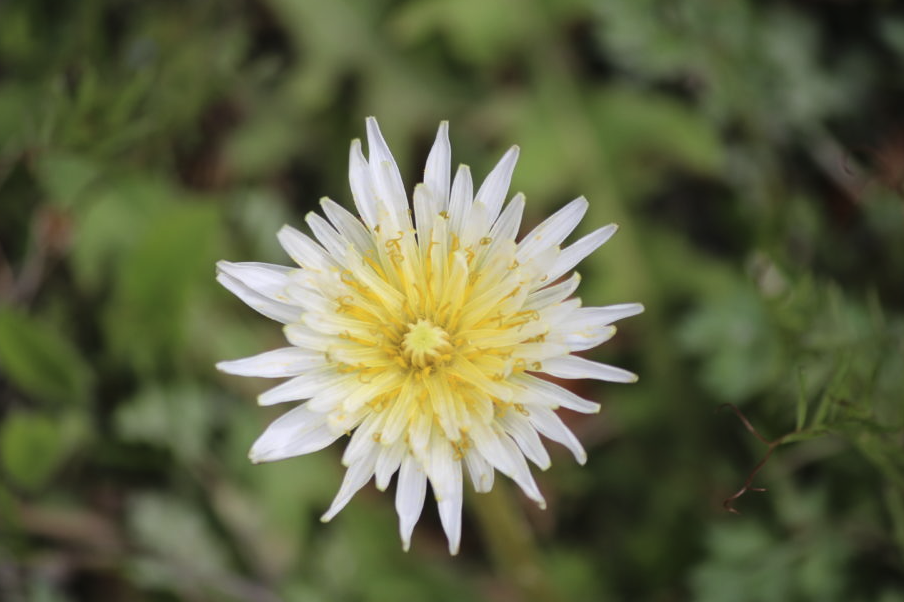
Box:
[374, 440, 406, 491]
[395, 454, 427, 552]
[526, 406, 587, 464]
[498, 411, 551, 469]
[542, 355, 638, 383]
[463, 449, 495, 493]
[216, 261, 293, 301]
[558, 303, 646, 329]
[321, 451, 378, 522]
[413, 184, 437, 250]
[561, 325, 618, 351]
[474, 146, 519, 226]
[341, 412, 383, 466]
[365, 117, 409, 228]
[487, 193, 525, 246]
[517, 196, 589, 261]
[435, 458, 463, 555]
[448, 164, 473, 234]
[257, 367, 340, 406]
[320, 197, 374, 254]
[216, 272, 300, 324]
[470, 422, 545, 507]
[545, 224, 618, 284]
[277, 225, 337, 271]
[514, 374, 601, 414]
[249, 405, 338, 463]
[216, 347, 325, 378]
[283, 323, 332, 351]
[306, 212, 350, 261]
[348, 139, 378, 228]
[424, 120, 451, 210]
[304, 375, 363, 414]
[523, 272, 581, 310]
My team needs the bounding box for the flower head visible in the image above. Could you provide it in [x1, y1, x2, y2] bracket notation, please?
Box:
[217, 118, 643, 554]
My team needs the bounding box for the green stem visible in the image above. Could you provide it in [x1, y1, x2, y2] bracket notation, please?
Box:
[468, 482, 564, 602]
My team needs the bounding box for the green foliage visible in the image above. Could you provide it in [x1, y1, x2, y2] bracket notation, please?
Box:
[0, 411, 65, 491]
[0, 307, 94, 406]
[1, 0, 903, 600]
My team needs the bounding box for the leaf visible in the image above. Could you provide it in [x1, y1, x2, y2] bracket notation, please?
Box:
[33, 150, 100, 208]
[127, 493, 229, 578]
[0, 306, 93, 406]
[103, 201, 222, 374]
[0, 411, 64, 491]
[114, 384, 215, 463]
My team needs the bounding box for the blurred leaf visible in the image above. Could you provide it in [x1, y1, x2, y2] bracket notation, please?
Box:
[127, 493, 229, 582]
[103, 200, 222, 374]
[69, 175, 166, 292]
[114, 384, 216, 463]
[592, 87, 722, 195]
[393, 0, 538, 66]
[677, 284, 782, 402]
[0, 306, 93, 405]
[0, 412, 64, 491]
[33, 150, 101, 208]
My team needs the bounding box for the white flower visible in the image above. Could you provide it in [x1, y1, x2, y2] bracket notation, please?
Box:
[217, 118, 643, 554]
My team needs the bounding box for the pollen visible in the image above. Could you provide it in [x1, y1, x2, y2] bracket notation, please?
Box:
[401, 319, 454, 369]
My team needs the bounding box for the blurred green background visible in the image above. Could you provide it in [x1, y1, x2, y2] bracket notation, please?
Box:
[1, 0, 903, 600]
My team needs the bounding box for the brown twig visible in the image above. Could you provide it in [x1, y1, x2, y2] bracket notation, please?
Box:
[719, 404, 786, 514]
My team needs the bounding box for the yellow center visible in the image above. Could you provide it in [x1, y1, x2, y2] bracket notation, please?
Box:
[401, 319, 454, 369]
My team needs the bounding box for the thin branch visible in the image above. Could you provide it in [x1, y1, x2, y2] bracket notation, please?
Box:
[719, 404, 786, 514]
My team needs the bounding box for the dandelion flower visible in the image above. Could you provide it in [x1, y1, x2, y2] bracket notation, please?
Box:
[217, 118, 643, 554]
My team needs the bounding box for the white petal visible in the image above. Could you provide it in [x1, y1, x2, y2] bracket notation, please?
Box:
[320, 197, 374, 254]
[558, 303, 645, 329]
[249, 405, 339, 463]
[498, 411, 551, 469]
[514, 374, 601, 414]
[257, 367, 340, 405]
[526, 406, 587, 464]
[306, 212, 350, 260]
[517, 196, 589, 261]
[374, 440, 406, 491]
[487, 193, 525, 246]
[561, 325, 618, 351]
[541, 355, 638, 383]
[424, 120, 450, 210]
[365, 117, 409, 228]
[448, 164, 473, 234]
[474, 146, 519, 226]
[321, 451, 378, 522]
[216, 347, 325, 378]
[342, 413, 383, 466]
[283, 323, 332, 351]
[470, 422, 545, 507]
[348, 139, 378, 228]
[426, 433, 457, 500]
[435, 459, 462, 555]
[277, 225, 337, 271]
[326, 407, 366, 435]
[217, 272, 301, 324]
[304, 375, 361, 413]
[216, 261, 294, 301]
[545, 224, 618, 283]
[413, 184, 437, 249]
[463, 449, 495, 493]
[395, 454, 427, 552]
[524, 272, 581, 310]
